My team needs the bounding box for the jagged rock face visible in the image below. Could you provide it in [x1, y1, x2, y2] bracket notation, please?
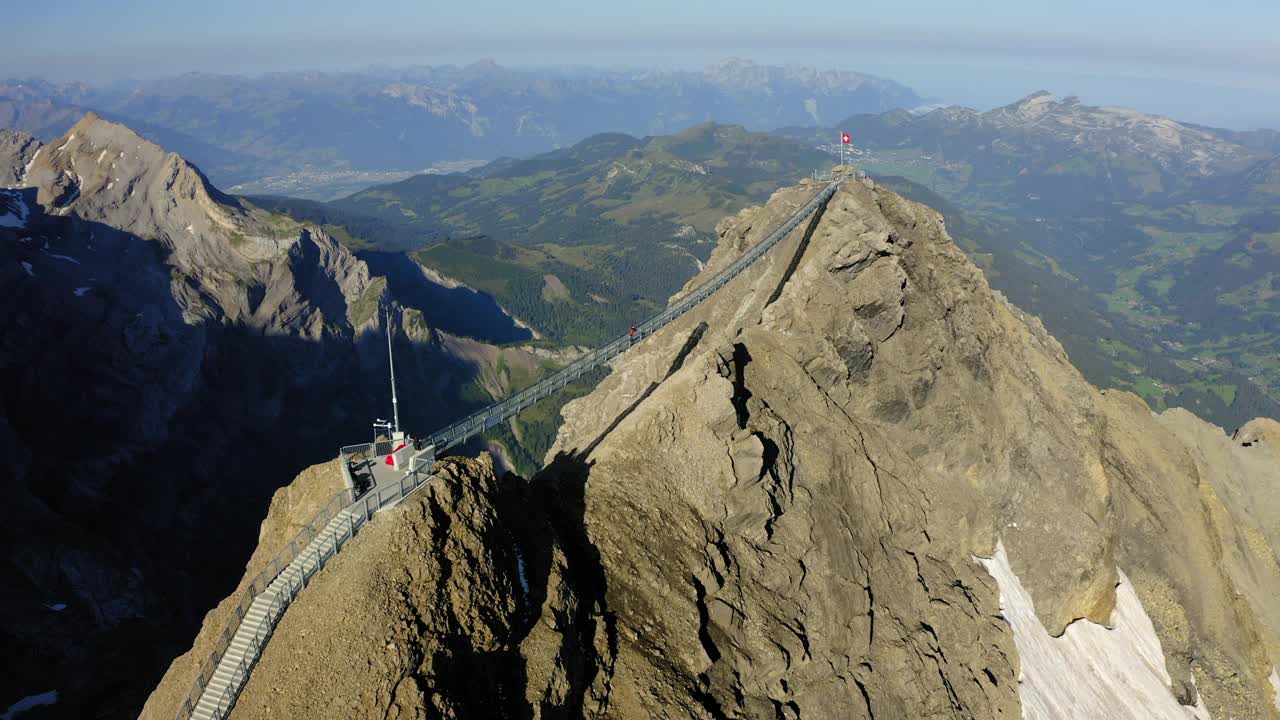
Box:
[225, 456, 558, 719]
[539, 178, 1280, 718]
[142, 459, 347, 719]
[196, 453, 617, 720]
[152, 177, 1280, 719]
[10, 113, 380, 334]
[0, 129, 41, 185]
[0, 115, 549, 716]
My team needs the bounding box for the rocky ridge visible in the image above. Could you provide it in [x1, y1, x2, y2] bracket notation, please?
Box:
[0, 114, 568, 716]
[543, 176, 1280, 718]
[174, 174, 1280, 718]
[945, 92, 1259, 177]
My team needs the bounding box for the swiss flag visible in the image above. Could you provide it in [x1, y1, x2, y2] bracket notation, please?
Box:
[841, 132, 851, 144]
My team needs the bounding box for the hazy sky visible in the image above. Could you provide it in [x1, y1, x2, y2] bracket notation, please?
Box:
[6, 0, 1280, 128]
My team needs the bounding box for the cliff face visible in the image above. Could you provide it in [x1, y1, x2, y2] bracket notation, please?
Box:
[541, 177, 1280, 718]
[0, 115, 561, 716]
[167, 176, 1280, 719]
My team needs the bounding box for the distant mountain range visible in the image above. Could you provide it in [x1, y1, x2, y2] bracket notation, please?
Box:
[0, 59, 923, 191]
[779, 93, 1280, 428]
[787, 92, 1278, 203]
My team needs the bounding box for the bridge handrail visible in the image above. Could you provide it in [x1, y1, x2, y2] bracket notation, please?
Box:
[423, 176, 844, 454]
[177, 460, 440, 720]
[173, 483, 356, 720]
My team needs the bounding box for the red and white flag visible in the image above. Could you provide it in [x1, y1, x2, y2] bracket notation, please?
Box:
[841, 132, 851, 144]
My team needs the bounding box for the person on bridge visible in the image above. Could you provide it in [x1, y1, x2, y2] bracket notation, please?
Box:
[629, 326, 637, 343]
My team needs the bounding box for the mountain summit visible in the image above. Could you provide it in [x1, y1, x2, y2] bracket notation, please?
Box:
[0, 114, 569, 715]
[147, 174, 1280, 718]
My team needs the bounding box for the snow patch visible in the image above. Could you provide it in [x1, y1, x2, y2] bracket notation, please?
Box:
[185, 224, 195, 234]
[55, 133, 75, 152]
[977, 542, 1211, 720]
[96, 149, 108, 164]
[513, 544, 530, 600]
[106, 182, 114, 190]
[1271, 667, 1280, 711]
[47, 254, 80, 265]
[20, 261, 33, 277]
[44, 602, 67, 612]
[662, 241, 705, 272]
[1, 691, 58, 720]
[73, 287, 92, 297]
[20, 147, 41, 185]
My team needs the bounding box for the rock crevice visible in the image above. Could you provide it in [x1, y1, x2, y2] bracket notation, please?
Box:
[157, 175, 1280, 719]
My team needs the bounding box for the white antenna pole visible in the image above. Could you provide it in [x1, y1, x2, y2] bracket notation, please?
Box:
[386, 308, 400, 434]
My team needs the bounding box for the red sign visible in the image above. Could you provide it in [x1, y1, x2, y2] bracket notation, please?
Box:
[841, 132, 851, 144]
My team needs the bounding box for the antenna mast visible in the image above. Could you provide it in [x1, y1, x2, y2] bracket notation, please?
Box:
[386, 308, 400, 434]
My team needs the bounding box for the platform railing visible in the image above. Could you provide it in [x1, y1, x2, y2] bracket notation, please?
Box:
[182, 462, 441, 719]
[173, 486, 355, 720]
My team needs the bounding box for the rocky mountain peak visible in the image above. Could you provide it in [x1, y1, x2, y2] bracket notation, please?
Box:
[0, 128, 41, 186]
[539, 176, 1280, 718]
[174, 174, 1280, 719]
[968, 93, 1260, 175]
[24, 112, 244, 235]
[3, 115, 573, 714]
[0, 113, 386, 337]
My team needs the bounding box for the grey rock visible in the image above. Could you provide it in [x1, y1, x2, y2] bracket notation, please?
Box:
[1, 113, 559, 716]
[0, 129, 41, 186]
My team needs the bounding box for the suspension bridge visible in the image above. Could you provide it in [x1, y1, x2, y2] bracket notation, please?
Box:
[174, 171, 849, 720]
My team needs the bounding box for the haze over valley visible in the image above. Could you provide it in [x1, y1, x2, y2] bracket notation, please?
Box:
[3, 3, 1280, 719]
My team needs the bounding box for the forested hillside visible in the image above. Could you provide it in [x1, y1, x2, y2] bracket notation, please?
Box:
[258, 124, 832, 346]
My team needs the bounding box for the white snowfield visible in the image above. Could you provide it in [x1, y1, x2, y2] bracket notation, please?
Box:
[978, 542, 1212, 720]
[21, 147, 42, 184]
[1271, 667, 1280, 710]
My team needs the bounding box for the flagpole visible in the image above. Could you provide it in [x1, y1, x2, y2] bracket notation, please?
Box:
[386, 307, 400, 435]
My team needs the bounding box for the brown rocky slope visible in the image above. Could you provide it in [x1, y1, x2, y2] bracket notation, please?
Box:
[0, 114, 577, 716]
[157, 175, 1280, 718]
